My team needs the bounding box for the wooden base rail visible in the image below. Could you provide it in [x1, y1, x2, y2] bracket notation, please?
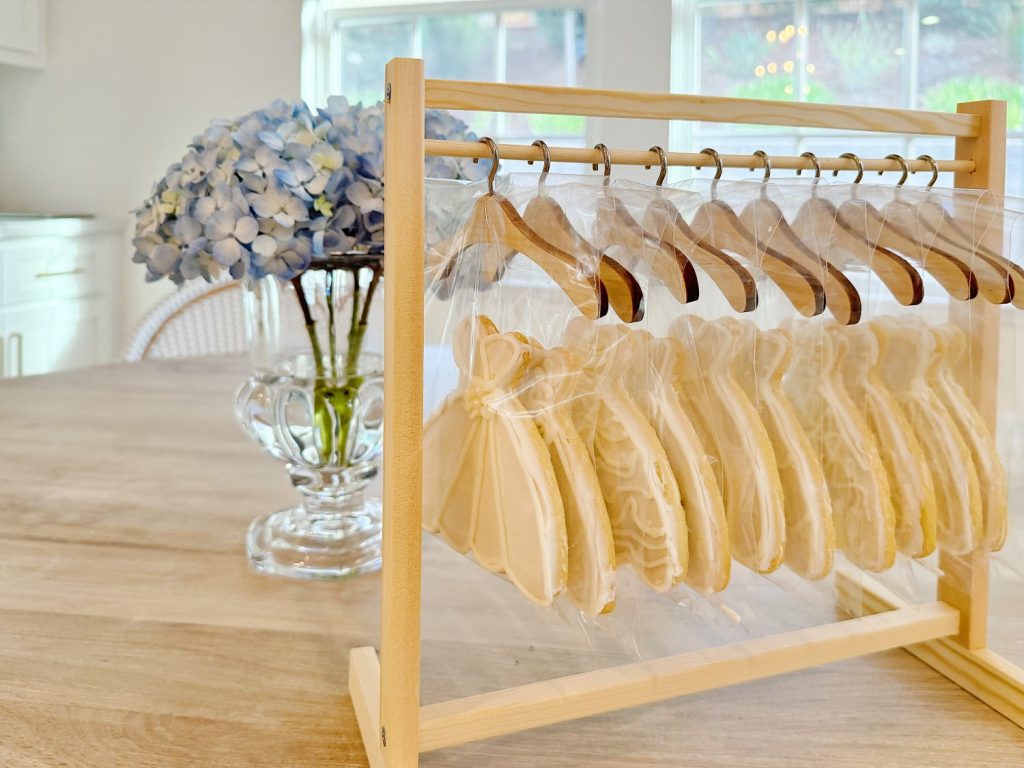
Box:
[350, 602, 958, 760]
[424, 140, 975, 175]
[837, 568, 1024, 729]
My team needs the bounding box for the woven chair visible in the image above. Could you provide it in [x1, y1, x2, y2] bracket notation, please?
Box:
[122, 277, 247, 362]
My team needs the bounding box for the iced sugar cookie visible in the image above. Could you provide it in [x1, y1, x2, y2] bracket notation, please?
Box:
[737, 325, 834, 580]
[872, 316, 981, 555]
[783, 321, 895, 572]
[617, 327, 731, 593]
[671, 316, 786, 574]
[838, 323, 937, 559]
[519, 340, 617, 616]
[422, 315, 568, 606]
[930, 324, 1006, 551]
[564, 319, 688, 592]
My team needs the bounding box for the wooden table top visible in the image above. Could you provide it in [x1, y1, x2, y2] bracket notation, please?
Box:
[1, 357, 1022, 767]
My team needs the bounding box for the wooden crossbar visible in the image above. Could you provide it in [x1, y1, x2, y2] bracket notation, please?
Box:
[414, 602, 958, 751]
[837, 568, 1024, 728]
[425, 79, 981, 137]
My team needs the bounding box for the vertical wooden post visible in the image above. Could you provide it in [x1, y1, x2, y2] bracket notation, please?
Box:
[940, 99, 1007, 650]
[381, 57, 425, 767]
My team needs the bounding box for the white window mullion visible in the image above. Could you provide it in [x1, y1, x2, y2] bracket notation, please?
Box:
[563, 9, 576, 87]
[495, 10, 507, 138]
[412, 14, 423, 59]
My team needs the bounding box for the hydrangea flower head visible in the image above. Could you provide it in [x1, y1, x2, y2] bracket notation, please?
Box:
[133, 99, 485, 283]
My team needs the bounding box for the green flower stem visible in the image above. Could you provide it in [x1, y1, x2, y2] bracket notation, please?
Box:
[290, 276, 326, 379]
[292, 263, 380, 468]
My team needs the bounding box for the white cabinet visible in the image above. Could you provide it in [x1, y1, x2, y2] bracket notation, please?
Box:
[0, 0, 44, 68]
[0, 218, 121, 378]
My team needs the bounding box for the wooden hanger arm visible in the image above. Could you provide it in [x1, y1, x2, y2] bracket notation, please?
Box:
[740, 200, 861, 325]
[599, 195, 698, 304]
[881, 200, 1008, 304]
[916, 199, 1023, 309]
[522, 196, 644, 322]
[644, 199, 757, 313]
[697, 200, 825, 317]
[837, 202, 978, 301]
[794, 197, 923, 306]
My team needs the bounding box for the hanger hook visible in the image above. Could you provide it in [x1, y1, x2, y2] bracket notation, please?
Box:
[834, 152, 864, 184]
[916, 154, 939, 188]
[528, 139, 552, 174]
[797, 151, 821, 179]
[592, 143, 612, 186]
[645, 146, 668, 187]
[474, 136, 500, 195]
[751, 149, 771, 180]
[880, 153, 909, 186]
[696, 147, 724, 180]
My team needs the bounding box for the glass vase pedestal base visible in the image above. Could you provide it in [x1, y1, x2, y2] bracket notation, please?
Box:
[246, 498, 382, 580]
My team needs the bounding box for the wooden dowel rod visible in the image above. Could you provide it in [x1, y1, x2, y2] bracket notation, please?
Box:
[418, 601, 959, 752]
[424, 140, 974, 175]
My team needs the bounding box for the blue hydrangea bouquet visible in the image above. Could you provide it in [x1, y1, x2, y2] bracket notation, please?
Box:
[132, 97, 485, 465]
[133, 96, 483, 284]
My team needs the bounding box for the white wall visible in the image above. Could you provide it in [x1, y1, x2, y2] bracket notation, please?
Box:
[0, 0, 303, 341]
[586, 0, 673, 181]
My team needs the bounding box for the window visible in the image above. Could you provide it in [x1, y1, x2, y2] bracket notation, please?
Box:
[671, 0, 1024, 195]
[303, 1, 587, 150]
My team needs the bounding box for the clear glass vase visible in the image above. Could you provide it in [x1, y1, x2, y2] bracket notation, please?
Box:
[236, 254, 384, 579]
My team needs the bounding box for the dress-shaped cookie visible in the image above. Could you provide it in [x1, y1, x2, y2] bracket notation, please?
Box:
[564, 318, 689, 592]
[737, 325, 834, 580]
[617, 328, 731, 593]
[930, 323, 1006, 551]
[519, 340, 617, 616]
[783, 321, 896, 572]
[872, 316, 981, 555]
[671, 316, 786, 574]
[839, 324, 937, 559]
[422, 315, 569, 606]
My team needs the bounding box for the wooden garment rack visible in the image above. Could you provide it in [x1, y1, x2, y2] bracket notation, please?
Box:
[350, 57, 1024, 767]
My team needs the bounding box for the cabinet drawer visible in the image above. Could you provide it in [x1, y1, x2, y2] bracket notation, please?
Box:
[2, 235, 111, 304]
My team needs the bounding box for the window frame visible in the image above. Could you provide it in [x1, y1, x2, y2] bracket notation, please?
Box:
[669, 0, 1024, 190]
[302, 0, 593, 122]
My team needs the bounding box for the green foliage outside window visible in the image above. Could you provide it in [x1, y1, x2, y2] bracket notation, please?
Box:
[923, 76, 1023, 131]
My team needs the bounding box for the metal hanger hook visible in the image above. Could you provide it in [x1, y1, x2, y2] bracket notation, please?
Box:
[916, 154, 939, 188]
[646, 146, 668, 187]
[528, 139, 552, 174]
[592, 143, 612, 186]
[696, 147, 723, 180]
[797, 151, 822, 179]
[751, 149, 771, 180]
[881, 153, 909, 186]
[834, 152, 864, 184]
[474, 136, 500, 195]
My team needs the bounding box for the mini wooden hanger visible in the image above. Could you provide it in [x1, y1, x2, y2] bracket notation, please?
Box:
[641, 146, 758, 313]
[738, 150, 861, 325]
[589, 143, 699, 304]
[790, 152, 924, 306]
[876, 154, 1009, 304]
[831, 153, 979, 302]
[912, 155, 1024, 309]
[689, 150, 826, 317]
[517, 140, 644, 322]
[426, 138, 607, 319]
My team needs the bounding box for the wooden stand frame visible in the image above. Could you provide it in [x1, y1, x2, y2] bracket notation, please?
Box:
[350, 57, 1024, 767]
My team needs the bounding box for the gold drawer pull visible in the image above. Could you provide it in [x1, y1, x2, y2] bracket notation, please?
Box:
[35, 267, 85, 279]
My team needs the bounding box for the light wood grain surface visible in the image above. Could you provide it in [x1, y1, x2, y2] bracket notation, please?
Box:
[0, 357, 1022, 767]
